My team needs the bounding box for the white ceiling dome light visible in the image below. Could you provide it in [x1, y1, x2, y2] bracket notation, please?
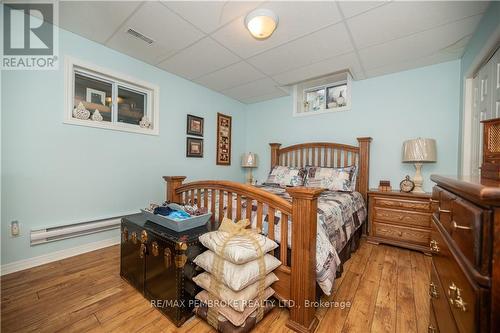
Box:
[244, 9, 279, 40]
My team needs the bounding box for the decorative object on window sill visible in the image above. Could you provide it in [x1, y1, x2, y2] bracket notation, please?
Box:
[91, 110, 103, 121]
[378, 180, 391, 192]
[73, 102, 90, 120]
[402, 138, 437, 193]
[216, 113, 232, 165]
[241, 152, 258, 184]
[187, 137, 203, 158]
[187, 114, 204, 137]
[399, 175, 415, 193]
[139, 116, 151, 128]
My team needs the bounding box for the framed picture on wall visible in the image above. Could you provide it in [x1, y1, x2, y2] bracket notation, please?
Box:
[186, 114, 204, 137]
[216, 113, 232, 165]
[187, 137, 203, 158]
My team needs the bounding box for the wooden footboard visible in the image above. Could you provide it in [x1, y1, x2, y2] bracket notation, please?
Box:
[163, 177, 324, 333]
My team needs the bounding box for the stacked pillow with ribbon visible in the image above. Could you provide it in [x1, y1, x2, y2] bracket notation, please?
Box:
[192, 217, 281, 333]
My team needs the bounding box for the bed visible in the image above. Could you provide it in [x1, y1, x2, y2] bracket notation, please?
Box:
[164, 138, 372, 333]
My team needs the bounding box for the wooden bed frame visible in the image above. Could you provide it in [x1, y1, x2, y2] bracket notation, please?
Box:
[164, 137, 372, 333]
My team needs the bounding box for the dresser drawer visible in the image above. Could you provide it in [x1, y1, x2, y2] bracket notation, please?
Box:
[373, 196, 431, 212]
[372, 222, 430, 245]
[433, 186, 492, 276]
[373, 207, 431, 228]
[431, 219, 484, 333]
[429, 262, 458, 333]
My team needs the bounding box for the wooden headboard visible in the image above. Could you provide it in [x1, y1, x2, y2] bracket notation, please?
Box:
[269, 137, 372, 200]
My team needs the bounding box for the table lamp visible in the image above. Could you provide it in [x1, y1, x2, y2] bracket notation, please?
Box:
[402, 138, 437, 193]
[241, 152, 258, 184]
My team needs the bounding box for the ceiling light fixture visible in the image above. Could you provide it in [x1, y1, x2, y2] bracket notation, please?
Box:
[244, 9, 278, 40]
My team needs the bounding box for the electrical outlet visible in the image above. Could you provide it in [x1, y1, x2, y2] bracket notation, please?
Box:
[11, 221, 20, 237]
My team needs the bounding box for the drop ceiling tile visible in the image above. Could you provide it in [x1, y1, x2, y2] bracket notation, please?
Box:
[365, 50, 464, 78]
[212, 1, 342, 59]
[194, 61, 266, 92]
[338, 0, 389, 19]
[157, 37, 240, 80]
[106, 2, 204, 65]
[247, 23, 353, 76]
[347, 1, 489, 49]
[165, 1, 262, 34]
[358, 15, 482, 71]
[59, 1, 141, 44]
[221, 77, 285, 101]
[272, 52, 364, 85]
[240, 89, 289, 104]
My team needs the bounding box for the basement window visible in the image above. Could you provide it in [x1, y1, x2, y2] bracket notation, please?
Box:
[293, 71, 352, 117]
[64, 57, 159, 135]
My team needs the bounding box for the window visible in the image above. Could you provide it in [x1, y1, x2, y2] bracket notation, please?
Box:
[293, 72, 351, 116]
[64, 57, 159, 135]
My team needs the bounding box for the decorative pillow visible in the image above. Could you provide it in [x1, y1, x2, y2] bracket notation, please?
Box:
[304, 165, 357, 192]
[199, 231, 278, 265]
[195, 288, 274, 327]
[265, 166, 305, 187]
[192, 272, 278, 312]
[193, 250, 281, 291]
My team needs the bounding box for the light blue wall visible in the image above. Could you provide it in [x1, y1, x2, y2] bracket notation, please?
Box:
[1, 27, 246, 264]
[245, 61, 461, 192]
[458, 1, 500, 170]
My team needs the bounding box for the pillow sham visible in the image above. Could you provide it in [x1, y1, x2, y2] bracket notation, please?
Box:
[192, 272, 278, 312]
[193, 250, 281, 291]
[199, 231, 278, 265]
[304, 165, 357, 192]
[195, 288, 274, 327]
[265, 166, 305, 187]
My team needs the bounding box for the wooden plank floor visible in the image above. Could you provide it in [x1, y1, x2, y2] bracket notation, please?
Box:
[1, 241, 431, 333]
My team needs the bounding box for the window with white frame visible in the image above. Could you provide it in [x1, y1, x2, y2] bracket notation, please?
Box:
[293, 71, 352, 117]
[64, 57, 159, 135]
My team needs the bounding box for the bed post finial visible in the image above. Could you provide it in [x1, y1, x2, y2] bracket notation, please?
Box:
[357, 137, 372, 201]
[163, 176, 186, 203]
[270, 143, 281, 168]
[286, 186, 325, 333]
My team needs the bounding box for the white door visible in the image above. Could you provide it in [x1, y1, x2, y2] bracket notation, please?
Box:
[493, 49, 500, 118]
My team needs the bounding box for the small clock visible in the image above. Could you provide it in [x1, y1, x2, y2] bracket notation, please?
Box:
[400, 175, 415, 193]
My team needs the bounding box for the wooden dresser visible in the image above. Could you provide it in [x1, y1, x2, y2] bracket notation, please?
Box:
[429, 175, 500, 333]
[367, 190, 433, 253]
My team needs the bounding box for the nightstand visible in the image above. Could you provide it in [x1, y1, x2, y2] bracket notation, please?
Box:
[367, 190, 433, 254]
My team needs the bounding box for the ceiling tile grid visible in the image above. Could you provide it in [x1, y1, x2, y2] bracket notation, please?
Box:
[57, 1, 491, 104]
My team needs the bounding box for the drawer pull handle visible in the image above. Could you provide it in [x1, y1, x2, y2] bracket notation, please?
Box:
[429, 282, 438, 298]
[450, 289, 467, 312]
[448, 282, 467, 312]
[131, 232, 138, 244]
[140, 230, 148, 243]
[428, 325, 437, 333]
[451, 221, 472, 232]
[438, 207, 451, 214]
[151, 241, 159, 256]
[430, 240, 440, 253]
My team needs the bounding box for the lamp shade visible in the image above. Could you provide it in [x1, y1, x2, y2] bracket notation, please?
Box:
[402, 138, 437, 163]
[241, 152, 258, 168]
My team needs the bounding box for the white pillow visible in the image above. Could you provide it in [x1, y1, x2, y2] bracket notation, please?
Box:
[193, 250, 281, 292]
[199, 231, 278, 265]
[192, 272, 278, 312]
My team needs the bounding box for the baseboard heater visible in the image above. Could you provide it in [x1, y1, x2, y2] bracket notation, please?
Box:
[30, 215, 126, 246]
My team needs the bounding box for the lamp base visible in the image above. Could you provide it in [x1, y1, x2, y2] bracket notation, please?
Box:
[246, 169, 254, 185]
[412, 163, 425, 193]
